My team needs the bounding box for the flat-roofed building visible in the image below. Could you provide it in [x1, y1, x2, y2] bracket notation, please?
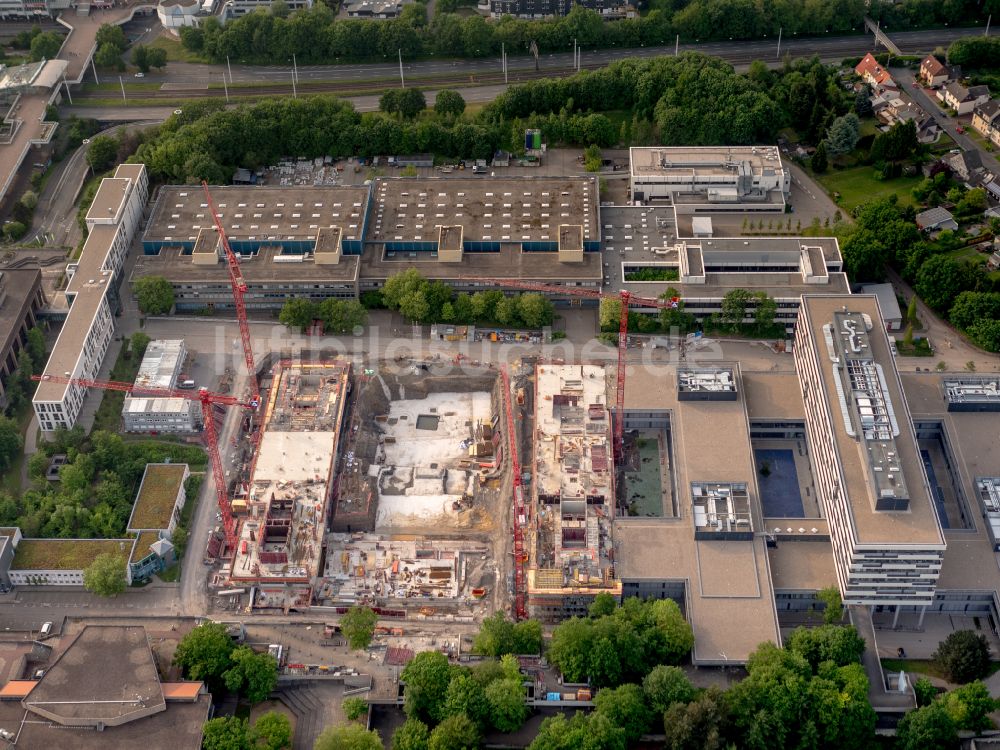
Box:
[0, 268, 44, 410]
[0, 625, 210, 749]
[615, 363, 781, 665]
[629, 146, 789, 212]
[122, 340, 199, 433]
[33, 164, 148, 433]
[128, 463, 190, 536]
[793, 295, 945, 607]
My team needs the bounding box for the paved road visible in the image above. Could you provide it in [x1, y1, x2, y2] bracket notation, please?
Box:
[891, 66, 1000, 177]
[121, 26, 978, 87]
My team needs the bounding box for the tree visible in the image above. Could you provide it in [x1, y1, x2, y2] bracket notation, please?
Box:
[428, 714, 479, 750]
[895, 702, 957, 750]
[825, 113, 861, 155]
[593, 683, 652, 742]
[442, 672, 488, 726]
[517, 293, 554, 329]
[871, 120, 918, 164]
[320, 299, 368, 334]
[810, 141, 828, 173]
[382, 269, 428, 309]
[147, 46, 167, 70]
[642, 665, 694, 714]
[485, 678, 527, 733]
[967, 319, 1000, 353]
[279, 298, 316, 331]
[173, 622, 236, 684]
[914, 677, 937, 707]
[392, 718, 430, 750]
[933, 630, 992, 683]
[252, 711, 292, 750]
[434, 90, 466, 119]
[25, 326, 45, 368]
[270, 0, 289, 16]
[20, 190, 38, 210]
[949, 292, 1000, 331]
[86, 134, 119, 173]
[816, 585, 843, 624]
[343, 697, 369, 721]
[584, 144, 603, 173]
[401, 651, 452, 722]
[95, 23, 127, 50]
[29, 31, 62, 61]
[785, 625, 866, 671]
[941, 680, 997, 732]
[528, 712, 626, 750]
[916, 255, 967, 313]
[94, 42, 125, 70]
[314, 724, 382, 750]
[841, 229, 890, 282]
[224, 647, 278, 703]
[341, 605, 378, 650]
[589, 592, 617, 618]
[662, 686, 728, 750]
[133, 44, 151, 73]
[130, 331, 151, 360]
[719, 288, 752, 329]
[203, 716, 251, 750]
[472, 613, 540, 657]
[83, 552, 127, 597]
[134, 275, 175, 314]
[0, 417, 24, 473]
[4, 221, 27, 242]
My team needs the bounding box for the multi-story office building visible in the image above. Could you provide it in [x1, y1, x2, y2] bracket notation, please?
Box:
[793, 295, 946, 610]
[122, 339, 200, 433]
[629, 146, 790, 213]
[33, 164, 148, 433]
[0, 269, 45, 410]
[0, 0, 71, 20]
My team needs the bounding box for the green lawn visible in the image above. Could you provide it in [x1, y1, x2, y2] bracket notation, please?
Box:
[148, 35, 209, 64]
[811, 165, 922, 213]
[881, 658, 1000, 681]
[91, 342, 143, 433]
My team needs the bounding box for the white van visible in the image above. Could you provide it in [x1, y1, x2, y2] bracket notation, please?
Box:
[40, 621, 53, 638]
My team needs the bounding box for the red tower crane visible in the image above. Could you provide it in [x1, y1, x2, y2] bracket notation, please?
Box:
[499, 365, 527, 621]
[31, 374, 257, 555]
[462, 278, 680, 461]
[201, 182, 259, 403]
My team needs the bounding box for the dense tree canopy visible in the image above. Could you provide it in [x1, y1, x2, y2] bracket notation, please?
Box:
[314, 724, 382, 750]
[933, 630, 992, 683]
[134, 275, 176, 315]
[547, 597, 693, 687]
[223, 647, 278, 703]
[82, 553, 127, 596]
[174, 622, 236, 684]
[472, 613, 543, 657]
[401, 651, 454, 723]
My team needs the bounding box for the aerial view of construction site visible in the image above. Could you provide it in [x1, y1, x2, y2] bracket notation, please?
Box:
[201, 349, 637, 629]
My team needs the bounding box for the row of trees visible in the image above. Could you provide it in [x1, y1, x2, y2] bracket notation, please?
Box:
[1, 326, 45, 416]
[178, 0, 984, 66]
[131, 53, 860, 184]
[0, 429, 206, 540]
[377, 268, 556, 329]
[278, 298, 368, 334]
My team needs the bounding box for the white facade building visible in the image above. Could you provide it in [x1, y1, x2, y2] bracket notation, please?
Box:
[33, 164, 148, 433]
[122, 339, 199, 433]
[629, 146, 790, 213]
[794, 295, 946, 610]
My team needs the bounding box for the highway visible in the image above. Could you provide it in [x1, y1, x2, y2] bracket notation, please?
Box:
[92, 26, 979, 88]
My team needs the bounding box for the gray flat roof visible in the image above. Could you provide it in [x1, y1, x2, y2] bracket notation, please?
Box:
[626, 271, 850, 303]
[145, 185, 371, 244]
[359, 244, 602, 283]
[630, 146, 786, 176]
[798, 295, 945, 547]
[24, 626, 164, 724]
[133, 244, 360, 284]
[86, 178, 133, 224]
[34, 223, 119, 403]
[0, 269, 41, 353]
[366, 176, 599, 245]
[617, 364, 781, 664]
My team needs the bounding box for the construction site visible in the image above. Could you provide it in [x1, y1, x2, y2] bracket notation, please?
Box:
[230, 361, 351, 612]
[318, 364, 514, 617]
[527, 364, 621, 620]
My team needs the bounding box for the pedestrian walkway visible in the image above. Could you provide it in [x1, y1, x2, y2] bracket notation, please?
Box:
[850, 605, 915, 711]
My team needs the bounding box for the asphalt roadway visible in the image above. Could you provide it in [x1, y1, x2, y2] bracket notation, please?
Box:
[107, 26, 979, 87]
